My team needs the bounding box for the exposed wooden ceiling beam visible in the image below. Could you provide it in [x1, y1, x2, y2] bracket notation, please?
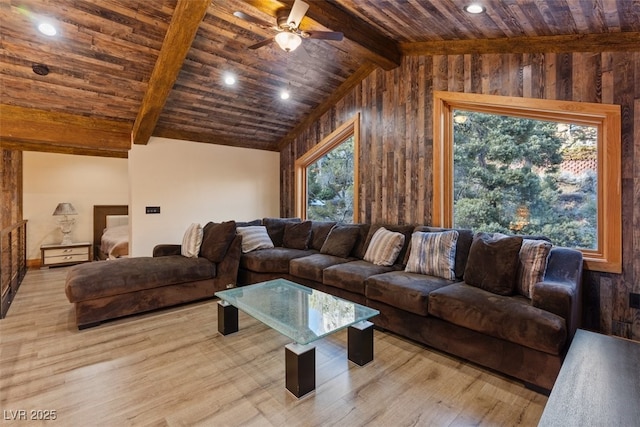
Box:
[131, 0, 210, 145]
[401, 32, 640, 56]
[153, 127, 279, 152]
[0, 140, 128, 158]
[277, 62, 377, 151]
[242, 0, 401, 70]
[0, 104, 130, 157]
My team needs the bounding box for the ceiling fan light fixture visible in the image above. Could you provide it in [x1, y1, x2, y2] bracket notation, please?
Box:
[275, 31, 302, 52]
[280, 89, 290, 100]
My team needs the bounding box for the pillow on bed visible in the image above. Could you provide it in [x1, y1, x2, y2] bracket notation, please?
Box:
[181, 223, 203, 258]
[199, 221, 236, 263]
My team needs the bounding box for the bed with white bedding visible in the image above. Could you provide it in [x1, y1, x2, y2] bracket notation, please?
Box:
[93, 205, 129, 260]
[101, 215, 129, 259]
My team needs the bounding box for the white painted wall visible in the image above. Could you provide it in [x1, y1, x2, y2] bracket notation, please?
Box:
[129, 137, 279, 256]
[23, 152, 129, 261]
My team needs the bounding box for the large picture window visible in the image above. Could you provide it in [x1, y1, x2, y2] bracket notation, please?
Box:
[433, 92, 621, 273]
[295, 114, 359, 222]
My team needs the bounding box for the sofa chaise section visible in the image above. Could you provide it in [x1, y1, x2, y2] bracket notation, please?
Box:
[65, 230, 241, 329]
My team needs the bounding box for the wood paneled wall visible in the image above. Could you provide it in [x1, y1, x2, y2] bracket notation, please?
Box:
[280, 52, 640, 341]
[1, 149, 22, 231]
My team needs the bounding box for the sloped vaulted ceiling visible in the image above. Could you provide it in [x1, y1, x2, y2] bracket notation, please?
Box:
[1, 0, 639, 157]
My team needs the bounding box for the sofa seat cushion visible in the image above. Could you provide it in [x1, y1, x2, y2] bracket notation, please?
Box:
[323, 260, 394, 295]
[365, 271, 456, 316]
[289, 253, 351, 283]
[428, 282, 567, 355]
[66, 256, 216, 302]
[240, 247, 316, 273]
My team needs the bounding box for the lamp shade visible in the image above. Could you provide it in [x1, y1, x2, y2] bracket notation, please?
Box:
[53, 202, 78, 216]
[275, 31, 302, 52]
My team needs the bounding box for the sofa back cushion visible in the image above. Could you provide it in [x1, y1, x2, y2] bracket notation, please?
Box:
[199, 220, 237, 263]
[282, 221, 312, 250]
[236, 219, 262, 227]
[363, 227, 406, 266]
[405, 230, 458, 280]
[236, 226, 274, 253]
[350, 223, 372, 259]
[320, 225, 360, 258]
[463, 232, 523, 295]
[263, 217, 301, 247]
[309, 221, 337, 251]
[411, 226, 473, 279]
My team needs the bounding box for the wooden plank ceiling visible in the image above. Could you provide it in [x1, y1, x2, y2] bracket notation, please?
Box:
[1, 0, 639, 157]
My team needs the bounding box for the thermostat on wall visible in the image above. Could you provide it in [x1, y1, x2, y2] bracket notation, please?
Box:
[145, 206, 161, 214]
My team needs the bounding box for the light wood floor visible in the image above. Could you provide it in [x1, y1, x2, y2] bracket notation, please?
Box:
[0, 267, 547, 426]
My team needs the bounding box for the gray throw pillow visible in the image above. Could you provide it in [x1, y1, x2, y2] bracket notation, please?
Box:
[463, 232, 523, 295]
[320, 225, 360, 258]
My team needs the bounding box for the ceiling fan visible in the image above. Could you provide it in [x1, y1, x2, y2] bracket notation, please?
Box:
[233, 0, 344, 53]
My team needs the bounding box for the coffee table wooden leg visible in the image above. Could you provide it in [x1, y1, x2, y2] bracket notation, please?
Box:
[285, 343, 315, 398]
[217, 301, 238, 335]
[348, 320, 374, 366]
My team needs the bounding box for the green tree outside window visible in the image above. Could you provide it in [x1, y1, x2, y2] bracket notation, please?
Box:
[306, 136, 354, 223]
[453, 110, 597, 249]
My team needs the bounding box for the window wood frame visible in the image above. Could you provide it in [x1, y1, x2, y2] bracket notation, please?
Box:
[295, 113, 360, 221]
[433, 91, 621, 273]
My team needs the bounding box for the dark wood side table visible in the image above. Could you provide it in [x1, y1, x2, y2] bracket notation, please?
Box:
[40, 242, 92, 268]
[538, 329, 640, 426]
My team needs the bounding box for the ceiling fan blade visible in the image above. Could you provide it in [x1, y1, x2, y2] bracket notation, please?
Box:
[287, 0, 309, 29]
[248, 38, 275, 49]
[304, 31, 344, 41]
[233, 11, 274, 29]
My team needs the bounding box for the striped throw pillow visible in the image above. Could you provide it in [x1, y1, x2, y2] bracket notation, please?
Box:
[517, 239, 552, 298]
[363, 227, 405, 266]
[405, 230, 458, 280]
[181, 223, 203, 258]
[236, 226, 274, 253]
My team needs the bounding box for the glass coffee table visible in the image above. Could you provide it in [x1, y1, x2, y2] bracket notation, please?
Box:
[215, 278, 379, 398]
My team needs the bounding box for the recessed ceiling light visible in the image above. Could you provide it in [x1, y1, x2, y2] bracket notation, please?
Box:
[464, 4, 485, 14]
[38, 22, 57, 36]
[224, 74, 236, 85]
[280, 90, 290, 100]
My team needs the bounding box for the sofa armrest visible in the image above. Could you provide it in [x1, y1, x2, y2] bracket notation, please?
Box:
[532, 247, 583, 342]
[153, 244, 181, 257]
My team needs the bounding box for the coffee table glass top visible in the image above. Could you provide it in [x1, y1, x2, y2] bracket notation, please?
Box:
[215, 279, 379, 345]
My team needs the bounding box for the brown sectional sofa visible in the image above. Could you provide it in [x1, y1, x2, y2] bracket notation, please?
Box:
[64, 215, 582, 391]
[237, 218, 583, 391]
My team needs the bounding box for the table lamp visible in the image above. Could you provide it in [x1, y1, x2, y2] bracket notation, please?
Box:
[53, 202, 78, 245]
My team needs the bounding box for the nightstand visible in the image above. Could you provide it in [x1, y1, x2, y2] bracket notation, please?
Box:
[40, 242, 92, 268]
